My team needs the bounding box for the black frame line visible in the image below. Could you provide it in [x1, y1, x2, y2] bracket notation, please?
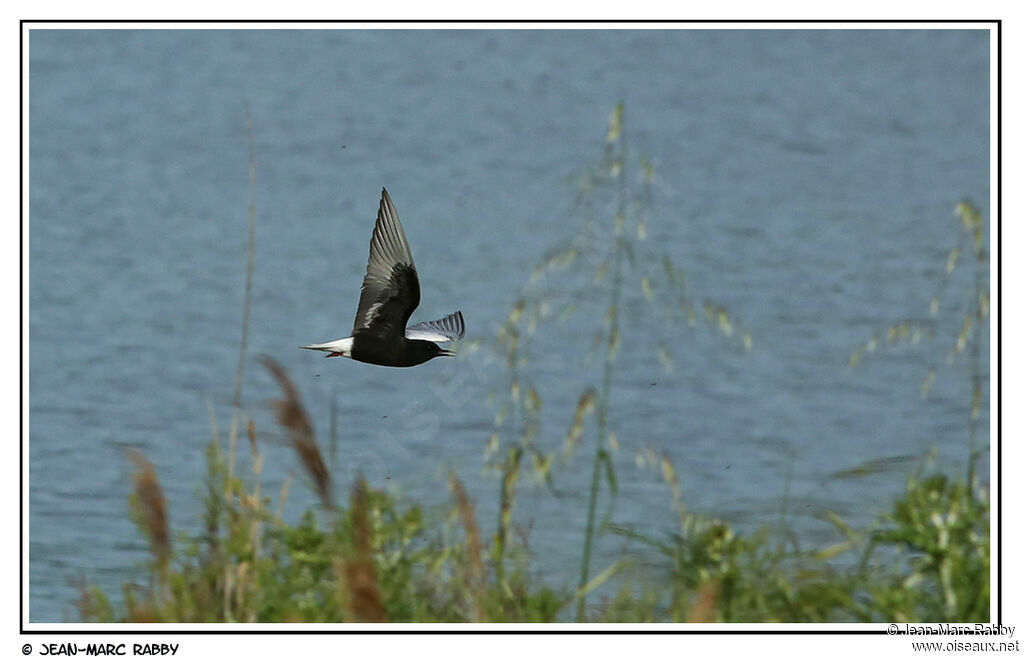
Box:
[19, 16, 1003, 634]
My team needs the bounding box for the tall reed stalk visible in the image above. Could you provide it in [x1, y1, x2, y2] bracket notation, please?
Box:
[576, 103, 628, 621]
[480, 103, 749, 619]
[848, 200, 990, 488]
[233, 104, 257, 408]
[953, 201, 988, 499]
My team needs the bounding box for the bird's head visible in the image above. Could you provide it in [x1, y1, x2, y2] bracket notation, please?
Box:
[409, 340, 455, 365]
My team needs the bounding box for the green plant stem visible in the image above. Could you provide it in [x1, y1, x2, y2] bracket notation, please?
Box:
[576, 113, 630, 620]
[966, 240, 984, 498]
[493, 323, 525, 592]
[494, 444, 521, 591]
[234, 105, 256, 408]
[576, 427, 604, 619]
[576, 163, 627, 621]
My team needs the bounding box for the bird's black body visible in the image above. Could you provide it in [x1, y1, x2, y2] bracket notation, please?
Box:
[349, 332, 451, 368]
[301, 188, 464, 367]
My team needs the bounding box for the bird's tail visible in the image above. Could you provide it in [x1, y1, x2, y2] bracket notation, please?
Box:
[300, 336, 353, 358]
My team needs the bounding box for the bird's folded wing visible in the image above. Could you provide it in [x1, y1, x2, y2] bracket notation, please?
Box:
[405, 310, 465, 342]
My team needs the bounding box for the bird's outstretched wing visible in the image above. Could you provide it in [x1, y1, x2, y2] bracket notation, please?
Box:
[405, 310, 465, 343]
[352, 188, 420, 338]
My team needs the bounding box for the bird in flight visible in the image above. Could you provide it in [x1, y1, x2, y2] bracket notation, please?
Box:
[301, 188, 465, 367]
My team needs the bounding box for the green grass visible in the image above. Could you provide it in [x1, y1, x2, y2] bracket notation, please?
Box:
[75, 416, 989, 622]
[75, 105, 990, 623]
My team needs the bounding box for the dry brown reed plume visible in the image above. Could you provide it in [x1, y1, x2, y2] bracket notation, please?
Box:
[260, 356, 332, 507]
[343, 477, 388, 622]
[126, 605, 159, 623]
[125, 449, 171, 570]
[245, 415, 259, 462]
[687, 581, 719, 623]
[449, 473, 486, 622]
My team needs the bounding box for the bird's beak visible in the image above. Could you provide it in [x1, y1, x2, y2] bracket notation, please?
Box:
[439, 349, 456, 357]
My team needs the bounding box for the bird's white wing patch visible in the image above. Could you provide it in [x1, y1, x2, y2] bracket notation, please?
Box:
[405, 310, 465, 343]
[364, 301, 384, 324]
